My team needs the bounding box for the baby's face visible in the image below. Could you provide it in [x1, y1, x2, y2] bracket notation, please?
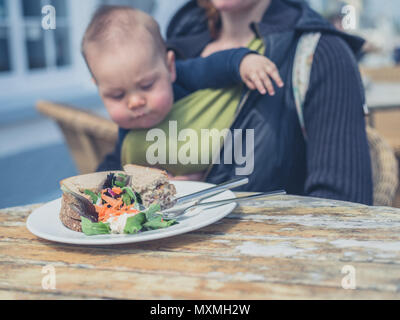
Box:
[88, 41, 176, 129]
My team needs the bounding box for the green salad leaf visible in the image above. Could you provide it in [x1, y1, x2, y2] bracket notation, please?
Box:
[114, 173, 128, 188]
[114, 180, 126, 188]
[81, 217, 111, 236]
[80, 200, 178, 236]
[122, 187, 137, 202]
[84, 189, 100, 204]
[124, 212, 146, 234]
[143, 215, 177, 230]
[122, 193, 131, 206]
[144, 203, 162, 220]
[122, 187, 142, 209]
[142, 203, 177, 230]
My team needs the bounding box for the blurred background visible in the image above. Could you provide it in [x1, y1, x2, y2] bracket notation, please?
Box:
[0, 0, 399, 208]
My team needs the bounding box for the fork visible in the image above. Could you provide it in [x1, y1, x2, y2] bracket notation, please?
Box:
[174, 177, 249, 206]
[162, 190, 287, 219]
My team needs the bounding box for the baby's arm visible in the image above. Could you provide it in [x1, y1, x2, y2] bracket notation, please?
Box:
[175, 48, 283, 95]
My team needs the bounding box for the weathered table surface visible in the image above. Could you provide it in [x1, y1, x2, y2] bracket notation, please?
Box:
[1, 194, 400, 300]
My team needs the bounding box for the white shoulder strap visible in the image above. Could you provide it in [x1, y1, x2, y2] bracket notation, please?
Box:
[292, 32, 321, 140]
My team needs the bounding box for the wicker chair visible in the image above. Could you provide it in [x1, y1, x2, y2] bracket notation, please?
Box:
[367, 126, 399, 206]
[36, 101, 118, 174]
[360, 66, 400, 206]
[36, 101, 399, 206]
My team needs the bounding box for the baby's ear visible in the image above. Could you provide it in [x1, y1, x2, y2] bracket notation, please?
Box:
[166, 50, 176, 83]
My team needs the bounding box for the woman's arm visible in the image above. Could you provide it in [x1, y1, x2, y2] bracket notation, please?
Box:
[303, 34, 373, 205]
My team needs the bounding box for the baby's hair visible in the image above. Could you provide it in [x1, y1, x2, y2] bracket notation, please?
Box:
[81, 5, 166, 73]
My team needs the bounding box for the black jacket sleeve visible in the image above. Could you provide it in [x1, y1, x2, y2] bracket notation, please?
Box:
[302, 34, 373, 205]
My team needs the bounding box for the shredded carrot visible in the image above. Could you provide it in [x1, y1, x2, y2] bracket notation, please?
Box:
[101, 193, 119, 206]
[112, 187, 122, 195]
[95, 188, 140, 222]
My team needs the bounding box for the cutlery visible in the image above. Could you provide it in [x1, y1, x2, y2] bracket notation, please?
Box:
[174, 177, 249, 206]
[163, 189, 287, 219]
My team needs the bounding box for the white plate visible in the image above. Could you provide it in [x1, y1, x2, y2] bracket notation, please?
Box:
[26, 181, 237, 246]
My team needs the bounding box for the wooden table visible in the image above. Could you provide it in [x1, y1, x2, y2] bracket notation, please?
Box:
[1, 194, 400, 300]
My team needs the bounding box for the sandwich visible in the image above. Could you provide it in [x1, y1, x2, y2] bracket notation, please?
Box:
[59, 165, 177, 235]
[123, 164, 176, 209]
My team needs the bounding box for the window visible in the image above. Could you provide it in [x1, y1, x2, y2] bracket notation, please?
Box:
[0, 0, 10, 72]
[21, 0, 71, 71]
[25, 25, 46, 69]
[0, 0, 72, 74]
[0, 0, 160, 96]
[22, 0, 42, 17]
[0, 0, 7, 18]
[0, 0, 193, 123]
[1, 0, 158, 75]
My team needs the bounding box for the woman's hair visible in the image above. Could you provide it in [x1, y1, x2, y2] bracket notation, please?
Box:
[197, 0, 221, 39]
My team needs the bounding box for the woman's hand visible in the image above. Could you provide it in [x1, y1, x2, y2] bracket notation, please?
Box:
[240, 54, 284, 96]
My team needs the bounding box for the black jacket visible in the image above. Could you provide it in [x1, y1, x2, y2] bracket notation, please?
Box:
[165, 0, 373, 204]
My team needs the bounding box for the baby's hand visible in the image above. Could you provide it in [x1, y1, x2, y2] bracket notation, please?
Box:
[240, 54, 284, 95]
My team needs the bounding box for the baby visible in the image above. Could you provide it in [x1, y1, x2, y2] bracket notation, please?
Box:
[81, 5, 283, 173]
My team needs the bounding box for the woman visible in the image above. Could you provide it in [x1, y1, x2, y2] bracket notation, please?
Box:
[166, 0, 373, 204]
